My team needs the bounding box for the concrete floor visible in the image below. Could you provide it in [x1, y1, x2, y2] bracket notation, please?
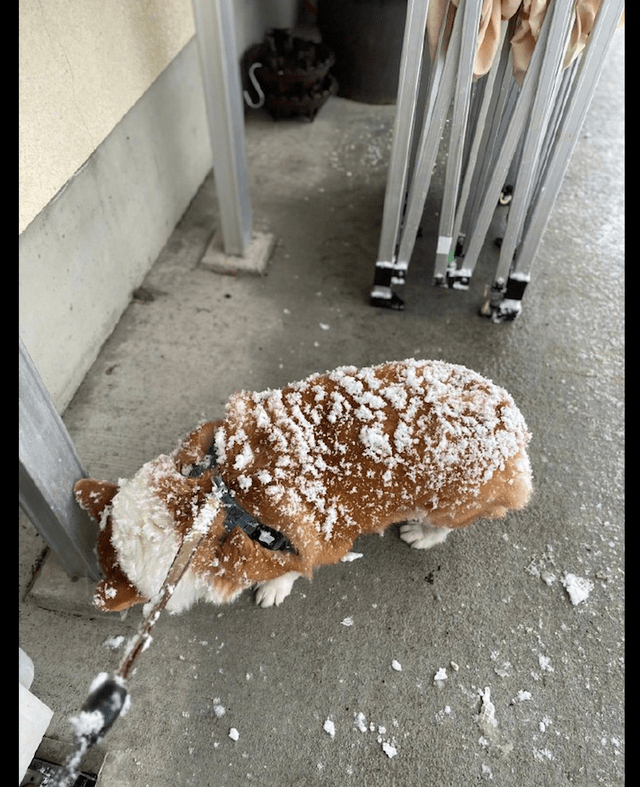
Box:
[20, 31, 624, 787]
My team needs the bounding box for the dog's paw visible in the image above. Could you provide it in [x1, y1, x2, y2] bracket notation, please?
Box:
[399, 521, 451, 550]
[254, 572, 301, 608]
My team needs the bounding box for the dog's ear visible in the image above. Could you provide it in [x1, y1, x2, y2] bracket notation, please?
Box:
[94, 576, 149, 612]
[74, 478, 119, 520]
[174, 420, 222, 470]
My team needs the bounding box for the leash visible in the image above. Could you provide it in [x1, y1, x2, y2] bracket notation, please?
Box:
[53, 441, 296, 785]
[51, 521, 210, 787]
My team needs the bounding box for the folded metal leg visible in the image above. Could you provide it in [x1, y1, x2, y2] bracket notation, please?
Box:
[370, 0, 622, 322]
[433, 0, 483, 286]
[455, 0, 572, 292]
[492, 0, 575, 290]
[453, 27, 517, 268]
[370, 0, 431, 310]
[393, 3, 465, 276]
[499, 0, 625, 321]
[450, 25, 507, 258]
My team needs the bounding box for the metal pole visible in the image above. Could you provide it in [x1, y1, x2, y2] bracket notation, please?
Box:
[453, 0, 561, 279]
[433, 0, 484, 284]
[493, 0, 575, 285]
[19, 340, 101, 581]
[192, 0, 252, 256]
[394, 1, 464, 272]
[371, 0, 431, 309]
[515, 0, 625, 279]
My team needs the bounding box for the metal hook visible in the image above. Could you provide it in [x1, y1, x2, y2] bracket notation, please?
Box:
[243, 62, 265, 109]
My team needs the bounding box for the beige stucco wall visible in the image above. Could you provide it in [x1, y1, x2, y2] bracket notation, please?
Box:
[19, 0, 298, 235]
[19, 0, 297, 411]
[19, 0, 196, 235]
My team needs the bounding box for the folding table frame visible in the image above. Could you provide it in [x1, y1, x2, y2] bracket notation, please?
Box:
[370, 0, 624, 321]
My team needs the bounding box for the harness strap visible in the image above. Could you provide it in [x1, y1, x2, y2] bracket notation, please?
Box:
[187, 442, 298, 555]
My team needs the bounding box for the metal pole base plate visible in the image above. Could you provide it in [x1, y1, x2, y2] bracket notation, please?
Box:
[199, 230, 276, 275]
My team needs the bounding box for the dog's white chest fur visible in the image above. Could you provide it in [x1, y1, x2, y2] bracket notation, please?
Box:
[109, 457, 237, 612]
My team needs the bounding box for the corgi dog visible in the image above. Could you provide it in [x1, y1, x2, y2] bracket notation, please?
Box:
[74, 359, 532, 613]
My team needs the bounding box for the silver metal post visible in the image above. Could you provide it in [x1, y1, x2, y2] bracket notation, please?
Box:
[192, 0, 252, 256]
[19, 340, 101, 581]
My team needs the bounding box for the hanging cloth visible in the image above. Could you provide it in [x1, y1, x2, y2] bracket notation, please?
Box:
[426, 0, 523, 79]
[426, 1, 625, 84]
[510, 0, 625, 84]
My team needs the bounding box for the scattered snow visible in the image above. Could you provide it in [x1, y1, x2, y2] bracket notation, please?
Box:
[347, 711, 400, 759]
[102, 635, 125, 650]
[482, 763, 493, 779]
[475, 687, 513, 756]
[359, 423, 392, 460]
[435, 705, 452, 722]
[233, 444, 254, 471]
[381, 741, 398, 758]
[529, 552, 596, 606]
[434, 667, 448, 685]
[561, 573, 593, 605]
[323, 718, 336, 738]
[341, 551, 363, 562]
[354, 712, 368, 732]
[237, 474, 252, 492]
[539, 716, 553, 732]
[538, 655, 554, 673]
[69, 709, 105, 740]
[477, 688, 497, 730]
[491, 653, 511, 678]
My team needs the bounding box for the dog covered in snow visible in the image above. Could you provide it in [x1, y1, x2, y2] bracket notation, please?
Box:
[74, 359, 532, 613]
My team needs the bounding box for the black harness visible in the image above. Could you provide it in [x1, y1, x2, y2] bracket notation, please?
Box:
[186, 443, 297, 555]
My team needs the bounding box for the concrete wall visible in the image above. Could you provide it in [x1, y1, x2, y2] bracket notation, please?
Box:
[19, 0, 297, 412]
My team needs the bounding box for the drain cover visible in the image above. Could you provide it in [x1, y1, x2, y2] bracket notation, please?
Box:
[21, 757, 97, 787]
